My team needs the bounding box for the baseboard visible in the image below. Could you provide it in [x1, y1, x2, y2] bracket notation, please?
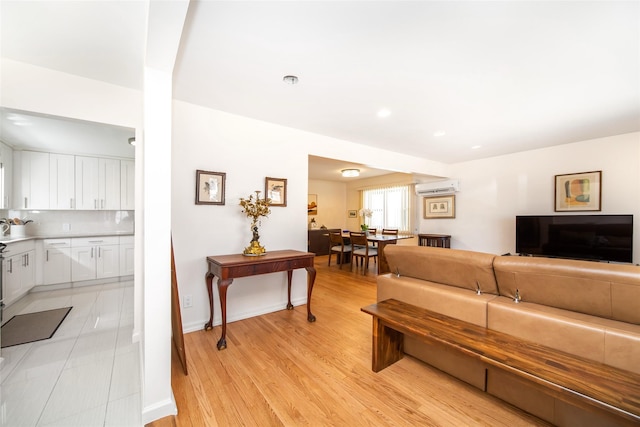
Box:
[182, 296, 308, 333]
[141, 393, 177, 425]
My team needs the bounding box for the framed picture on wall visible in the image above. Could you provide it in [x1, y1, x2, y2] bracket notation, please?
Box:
[348, 210, 357, 218]
[195, 170, 226, 205]
[265, 177, 287, 207]
[308, 194, 318, 215]
[423, 195, 455, 219]
[554, 171, 602, 211]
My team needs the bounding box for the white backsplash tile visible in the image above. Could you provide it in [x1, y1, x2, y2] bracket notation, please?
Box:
[1, 210, 134, 237]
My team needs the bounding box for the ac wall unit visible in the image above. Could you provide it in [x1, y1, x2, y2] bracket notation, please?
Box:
[415, 179, 460, 196]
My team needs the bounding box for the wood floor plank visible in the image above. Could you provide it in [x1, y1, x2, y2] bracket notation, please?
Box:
[148, 255, 551, 427]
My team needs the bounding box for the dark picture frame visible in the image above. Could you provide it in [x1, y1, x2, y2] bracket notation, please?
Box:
[554, 170, 602, 212]
[195, 170, 226, 205]
[265, 177, 287, 207]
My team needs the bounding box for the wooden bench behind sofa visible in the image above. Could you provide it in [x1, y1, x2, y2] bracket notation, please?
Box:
[361, 299, 640, 427]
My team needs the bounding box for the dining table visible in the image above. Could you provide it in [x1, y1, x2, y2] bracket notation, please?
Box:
[342, 232, 413, 274]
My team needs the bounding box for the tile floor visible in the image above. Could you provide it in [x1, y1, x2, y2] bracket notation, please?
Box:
[0, 280, 141, 426]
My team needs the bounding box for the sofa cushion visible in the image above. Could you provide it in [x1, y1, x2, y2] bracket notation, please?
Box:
[488, 296, 640, 374]
[378, 274, 497, 327]
[384, 245, 499, 294]
[493, 256, 640, 324]
[488, 297, 606, 364]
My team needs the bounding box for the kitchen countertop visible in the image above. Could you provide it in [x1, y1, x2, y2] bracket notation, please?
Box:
[0, 231, 134, 244]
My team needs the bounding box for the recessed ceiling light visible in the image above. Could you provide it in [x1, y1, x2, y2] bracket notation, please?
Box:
[341, 169, 360, 178]
[471, 145, 482, 149]
[282, 75, 299, 85]
[377, 109, 391, 118]
[433, 130, 446, 137]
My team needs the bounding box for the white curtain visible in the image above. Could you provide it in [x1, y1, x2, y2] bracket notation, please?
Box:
[361, 184, 412, 233]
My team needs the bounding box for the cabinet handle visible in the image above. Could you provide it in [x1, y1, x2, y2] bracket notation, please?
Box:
[91, 247, 94, 258]
[101, 199, 104, 209]
[70, 198, 74, 209]
[27, 253, 29, 266]
[89, 240, 104, 243]
[24, 197, 28, 209]
[22, 254, 26, 267]
[94, 199, 97, 209]
[46, 250, 49, 262]
[98, 247, 102, 258]
[8, 258, 12, 273]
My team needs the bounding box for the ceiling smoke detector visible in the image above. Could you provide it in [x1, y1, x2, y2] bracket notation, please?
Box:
[282, 75, 299, 85]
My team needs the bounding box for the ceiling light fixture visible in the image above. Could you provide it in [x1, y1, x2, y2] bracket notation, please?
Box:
[283, 75, 299, 85]
[341, 169, 360, 178]
[128, 137, 136, 146]
[377, 108, 391, 118]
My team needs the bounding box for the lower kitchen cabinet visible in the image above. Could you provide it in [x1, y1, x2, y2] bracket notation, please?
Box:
[3, 240, 35, 306]
[119, 235, 134, 276]
[43, 238, 71, 285]
[71, 236, 120, 282]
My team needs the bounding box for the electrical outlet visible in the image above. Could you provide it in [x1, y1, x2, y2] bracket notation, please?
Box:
[183, 294, 193, 308]
[62, 223, 71, 232]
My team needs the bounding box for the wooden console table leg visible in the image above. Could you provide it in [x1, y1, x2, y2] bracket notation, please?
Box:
[305, 266, 317, 322]
[372, 317, 403, 372]
[286, 270, 294, 310]
[216, 278, 233, 350]
[204, 272, 215, 330]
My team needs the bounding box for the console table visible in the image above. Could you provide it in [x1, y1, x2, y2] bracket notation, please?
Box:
[205, 250, 317, 350]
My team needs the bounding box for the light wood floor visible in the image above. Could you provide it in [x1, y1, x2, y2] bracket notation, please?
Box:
[148, 255, 550, 427]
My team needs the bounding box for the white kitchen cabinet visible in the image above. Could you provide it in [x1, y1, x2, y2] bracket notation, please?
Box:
[75, 156, 121, 210]
[49, 153, 75, 209]
[42, 239, 71, 285]
[0, 142, 13, 209]
[2, 240, 35, 306]
[75, 156, 99, 210]
[120, 160, 135, 210]
[71, 236, 119, 281]
[119, 235, 134, 276]
[100, 158, 121, 210]
[16, 151, 50, 209]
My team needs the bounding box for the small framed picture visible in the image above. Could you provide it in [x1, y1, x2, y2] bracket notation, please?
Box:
[348, 210, 357, 218]
[265, 177, 287, 207]
[554, 171, 602, 211]
[423, 195, 455, 219]
[195, 170, 226, 205]
[308, 194, 318, 215]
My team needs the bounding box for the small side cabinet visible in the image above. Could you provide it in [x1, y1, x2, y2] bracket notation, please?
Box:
[308, 228, 341, 255]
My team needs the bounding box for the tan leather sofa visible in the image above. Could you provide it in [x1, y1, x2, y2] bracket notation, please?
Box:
[378, 245, 640, 427]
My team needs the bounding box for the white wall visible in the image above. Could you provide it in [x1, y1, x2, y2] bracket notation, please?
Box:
[307, 179, 347, 230]
[424, 132, 640, 264]
[170, 102, 448, 332]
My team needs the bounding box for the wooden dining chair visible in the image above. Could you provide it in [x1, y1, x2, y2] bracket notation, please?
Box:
[328, 231, 352, 268]
[382, 229, 398, 235]
[350, 232, 378, 273]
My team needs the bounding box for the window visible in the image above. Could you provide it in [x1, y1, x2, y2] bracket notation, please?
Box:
[361, 184, 412, 233]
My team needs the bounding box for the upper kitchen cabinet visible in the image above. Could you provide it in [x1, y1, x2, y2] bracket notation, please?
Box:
[0, 142, 13, 209]
[121, 159, 135, 210]
[76, 156, 121, 210]
[49, 153, 75, 209]
[15, 150, 50, 209]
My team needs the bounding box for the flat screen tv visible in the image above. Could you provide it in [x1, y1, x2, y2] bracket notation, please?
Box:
[516, 215, 633, 263]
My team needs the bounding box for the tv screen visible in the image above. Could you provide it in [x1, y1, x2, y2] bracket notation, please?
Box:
[516, 215, 633, 263]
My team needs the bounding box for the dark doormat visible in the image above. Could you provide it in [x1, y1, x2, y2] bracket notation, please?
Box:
[1, 307, 72, 348]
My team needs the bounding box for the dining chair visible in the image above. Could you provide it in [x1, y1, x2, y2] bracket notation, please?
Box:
[350, 232, 378, 273]
[382, 229, 398, 235]
[328, 231, 352, 268]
